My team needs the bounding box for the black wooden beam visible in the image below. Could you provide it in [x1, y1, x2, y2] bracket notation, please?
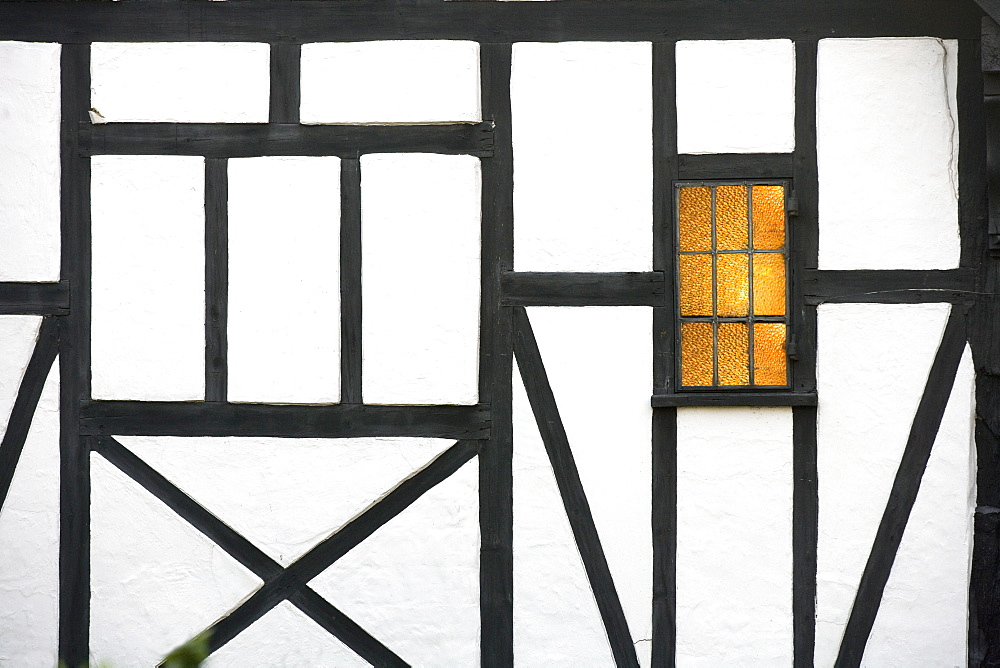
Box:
[0, 0, 981, 42]
[677, 153, 794, 180]
[512, 307, 639, 668]
[78, 122, 494, 158]
[0, 282, 70, 315]
[803, 269, 977, 304]
[651, 391, 817, 407]
[792, 406, 818, 668]
[501, 272, 664, 307]
[340, 158, 363, 405]
[204, 158, 228, 403]
[79, 402, 491, 440]
[269, 43, 301, 124]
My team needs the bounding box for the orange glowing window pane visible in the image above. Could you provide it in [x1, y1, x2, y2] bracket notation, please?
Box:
[752, 185, 785, 250]
[679, 254, 713, 316]
[681, 322, 714, 386]
[679, 186, 712, 252]
[754, 323, 788, 385]
[716, 253, 749, 316]
[717, 322, 749, 385]
[715, 185, 748, 251]
[752, 253, 786, 316]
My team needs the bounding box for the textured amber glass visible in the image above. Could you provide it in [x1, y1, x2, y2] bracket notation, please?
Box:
[754, 323, 787, 385]
[681, 322, 714, 386]
[752, 253, 786, 316]
[716, 253, 749, 316]
[679, 186, 712, 252]
[715, 185, 749, 251]
[752, 185, 785, 250]
[717, 322, 749, 385]
[679, 254, 713, 316]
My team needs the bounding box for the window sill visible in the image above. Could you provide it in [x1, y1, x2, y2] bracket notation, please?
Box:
[651, 391, 817, 407]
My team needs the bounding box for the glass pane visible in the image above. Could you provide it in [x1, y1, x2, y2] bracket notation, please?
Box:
[718, 322, 749, 385]
[754, 322, 787, 385]
[715, 184, 748, 251]
[752, 185, 785, 250]
[679, 254, 713, 316]
[679, 186, 712, 251]
[716, 253, 749, 316]
[681, 322, 714, 386]
[752, 253, 786, 316]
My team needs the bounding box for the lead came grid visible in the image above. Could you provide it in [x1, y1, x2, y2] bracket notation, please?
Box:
[676, 181, 790, 388]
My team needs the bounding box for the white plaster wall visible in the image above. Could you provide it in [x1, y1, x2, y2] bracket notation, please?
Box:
[864, 347, 975, 667]
[0, 316, 41, 433]
[228, 157, 341, 404]
[0, 42, 60, 282]
[675, 407, 794, 667]
[91, 156, 205, 400]
[123, 436, 456, 567]
[513, 307, 652, 666]
[361, 153, 480, 405]
[90, 453, 263, 666]
[0, 346, 59, 667]
[676, 40, 796, 154]
[814, 303, 954, 665]
[817, 38, 960, 269]
[91, 43, 269, 123]
[309, 457, 480, 666]
[300, 41, 481, 123]
[511, 42, 652, 271]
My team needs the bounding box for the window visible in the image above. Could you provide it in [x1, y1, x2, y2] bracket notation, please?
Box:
[675, 181, 789, 389]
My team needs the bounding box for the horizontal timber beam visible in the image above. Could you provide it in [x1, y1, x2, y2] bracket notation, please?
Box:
[0, 282, 70, 315]
[79, 401, 491, 439]
[0, 0, 981, 43]
[678, 153, 794, 180]
[652, 391, 817, 407]
[802, 269, 977, 304]
[501, 272, 664, 307]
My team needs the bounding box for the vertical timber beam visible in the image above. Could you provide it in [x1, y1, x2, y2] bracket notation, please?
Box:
[205, 158, 229, 402]
[269, 42, 301, 124]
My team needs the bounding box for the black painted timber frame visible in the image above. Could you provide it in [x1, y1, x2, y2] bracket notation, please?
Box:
[0, 2, 996, 667]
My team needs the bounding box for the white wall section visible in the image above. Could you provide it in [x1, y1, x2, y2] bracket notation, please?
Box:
[228, 156, 341, 404]
[91, 42, 269, 122]
[817, 38, 960, 269]
[301, 41, 481, 123]
[0, 42, 60, 281]
[511, 42, 652, 271]
[0, 316, 41, 434]
[361, 154, 480, 405]
[122, 436, 456, 567]
[675, 406, 794, 666]
[814, 303, 952, 665]
[676, 40, 796, 154]
[91, 156, 205, 400]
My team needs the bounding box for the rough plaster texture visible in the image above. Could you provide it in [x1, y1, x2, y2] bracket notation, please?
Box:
[91, 156, 205, 400]
[511, 42, 652, 272]
[122, 436, 456, 567]
[361, 153, 481, 405]
[228, 157, 341, 404]
[512, 307, 652, 666]
[0, 41, 60, 282]
[814, 303, 972, 665]
[301, 41, 481, 124]
[90, 453, 263, 666]
[91, 42, 269, 123]
[0, 330, 59, 668]
[310, 457, 480, 666]
[675, 406, 794, 666]
[676, 40, 796, 154]
[817, 38, 960, 269]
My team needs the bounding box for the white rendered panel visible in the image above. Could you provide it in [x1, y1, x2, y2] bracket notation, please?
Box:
[310, 458, 480, 666]
[91, 156, 204, 401]
[91, 42, 269, 122]
[0, 316, 41, 438]
[361, 154, 480, 405]
[300, 41, 480, 123]
[814, 303, 951, 665]
[90, 454, 262, 666]
[228, 157, 341, 404]
[676, 40, 796, 154]
[817, 38, 959, 269]
[0, 363, 58, 666]
[511, 42, 652, 271]
[122, 436, 456, 567]
[676, 407, 794, 666]
[864, 348, 974, 667]
[0, 42, 60, 281]
[524, 307, 653, 665]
